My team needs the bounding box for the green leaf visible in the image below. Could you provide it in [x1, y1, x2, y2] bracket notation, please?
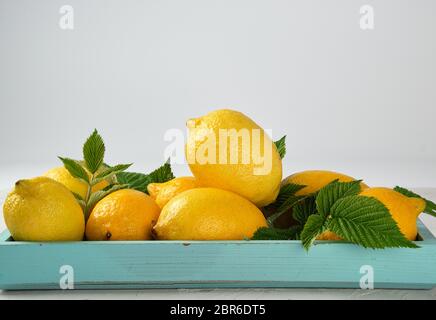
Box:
[101, 183, 122, 191]
[251, 226, 301, 240]
[293, 196, 317, 225]
[300, 214, 326, 250]
[72, 192, 84, 201]
[83, 129, 105, 174]
[274, 135, 286, 159]
[277, 195, 305, 216]
[394, 186, 436, 218]
[116, 171, 150, 193]
[316, 180, 362, 218]
[266, 195, 305, 226]
[116, 161, 175, 194]
[85, 184, 128, 219]
[273, 183, 306, 210]
[77, 199, 86, 212]
[265, 183, 306, 226]
[328, 195, 418, 249]
[92, 163, 132, 185]
[58, 157, 89, 183]
[147, 160, 175, 184]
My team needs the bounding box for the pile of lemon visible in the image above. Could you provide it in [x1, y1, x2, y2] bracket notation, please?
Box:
[2, 109, 426, 242]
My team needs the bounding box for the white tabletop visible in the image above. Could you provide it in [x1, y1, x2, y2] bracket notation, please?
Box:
[1, 188, 436, 300]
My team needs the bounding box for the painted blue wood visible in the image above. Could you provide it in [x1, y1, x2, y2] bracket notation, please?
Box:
[0, 222, 435, 290]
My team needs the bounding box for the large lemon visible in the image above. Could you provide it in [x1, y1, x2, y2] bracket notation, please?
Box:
[3, 177, 85, 241]
[148, 176, 199, 209]
[360, 187, 425, 241]
[86, 189, 160, 241]
[153, 188, 268, 240]
[44, 166, 108, 199]
[186, 109, 282, 207]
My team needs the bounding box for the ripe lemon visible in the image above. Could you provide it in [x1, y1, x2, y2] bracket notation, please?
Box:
[282, 170, 369, 196]
[282, 170, 368, 240]
[148, 177, 198, 209]
[153, 188, 268, 240]
[186, 109, 282, 207]
[86, 189, 160, 241]
[316, 231, 342, 241]
[360, 187, 426, 241]
[3, 177, 85, 241]
[44, 166, 108, 199]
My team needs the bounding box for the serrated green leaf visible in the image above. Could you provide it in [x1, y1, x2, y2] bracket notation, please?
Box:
[277, 195, 305, 215]
[116, 171, 150, 193]
[116, 161, 175, 194]
[265, 183, 307, 226]
[251, 226, 301, 240]
[293, 196, 317, 225]
[316, 180, 362, 218]
[274, 135, 286, 159]
[266, 195, 305, 226]
[328, 195, 418, 249]
[83, 129, 105, 174]
[394, 186, 436, 218]
[85, 184, 128, 219]
[92, 163, 132, 185]
[58, 157, 89, 183]
[393, 186, 420, 198]
[147, 160, 175, 184]
[273, 183, 306, 209]
[300, 214, 326, 250]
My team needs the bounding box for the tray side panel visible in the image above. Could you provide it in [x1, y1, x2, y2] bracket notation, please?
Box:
[1, 241, 435, 290]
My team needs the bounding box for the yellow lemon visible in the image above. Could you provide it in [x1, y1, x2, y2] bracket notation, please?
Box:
[316, 231, 342, 241]
[282, 170, 369, 196]
[153, 188, 268, 240]
[44, 166, 108, 199]
[186, 109, 282, 207]
[360, 187, 426, 241]
[86, 189, 160, 241]
[147, 177, 199, 209]
[282, 170, 368, 240]
[3, 177, 85, 241]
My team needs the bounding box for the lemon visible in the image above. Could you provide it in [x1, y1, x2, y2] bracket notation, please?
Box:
[3, 177, 85, 241]
[148, 177, 199, 209]
[282, 170, 369, 196]
[360, 187, 426, 241]
[44, 166, 108, 199]
[186, 109, 282, 207]
[316, 231, 342, 241]
[86, 189, 160, 241]
[281, 170, 368, 240]
[153, 188, 268, 240]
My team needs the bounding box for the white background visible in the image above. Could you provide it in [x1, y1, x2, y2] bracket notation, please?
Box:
[0, 0, 435, 190]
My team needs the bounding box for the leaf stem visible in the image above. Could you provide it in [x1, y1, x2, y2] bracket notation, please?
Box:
[83, 174, 94, 219]
[267, 196, 309, 227]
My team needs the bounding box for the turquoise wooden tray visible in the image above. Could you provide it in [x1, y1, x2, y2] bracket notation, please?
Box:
[0, 221, 435, 290]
